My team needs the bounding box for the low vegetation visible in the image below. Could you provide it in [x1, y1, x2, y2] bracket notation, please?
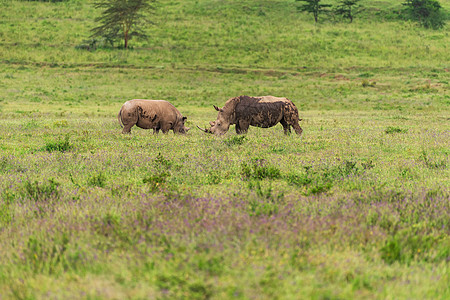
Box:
[0, 0, 449, 299]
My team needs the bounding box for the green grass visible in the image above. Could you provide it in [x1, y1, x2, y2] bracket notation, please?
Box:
[0, 0, 449, 299]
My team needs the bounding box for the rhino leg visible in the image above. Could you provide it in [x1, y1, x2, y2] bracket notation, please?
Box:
[122, 124, 133, 134]
[280, 119, 291, 135]
[120, 109, 138, 134]
[236, 120, 249, 134]
[160, 122, 172, 134]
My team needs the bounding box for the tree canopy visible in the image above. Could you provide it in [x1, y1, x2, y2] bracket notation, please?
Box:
[296, 0, 332, 23]
[91, 0, 155, 49]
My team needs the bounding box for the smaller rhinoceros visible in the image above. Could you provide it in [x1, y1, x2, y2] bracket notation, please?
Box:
[118, 99, 189, 134]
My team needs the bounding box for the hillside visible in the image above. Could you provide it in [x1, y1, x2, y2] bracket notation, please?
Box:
[1, 0, 449, 70]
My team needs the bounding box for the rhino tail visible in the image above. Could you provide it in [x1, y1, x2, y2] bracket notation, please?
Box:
[117, 107, 124, 128]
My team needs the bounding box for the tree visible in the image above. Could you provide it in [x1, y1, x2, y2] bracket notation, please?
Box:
[334, 0, 362, 23]
[91, 0, 155, 49]
[402, 0, 447, 29]
[296, 0, 332, 23]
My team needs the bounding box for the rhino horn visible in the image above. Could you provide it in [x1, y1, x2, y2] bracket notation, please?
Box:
[196, 125, 211, 133]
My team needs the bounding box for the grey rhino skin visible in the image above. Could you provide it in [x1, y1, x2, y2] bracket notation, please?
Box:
[118, 99, 189, 134]
[199, 96, 303, 136]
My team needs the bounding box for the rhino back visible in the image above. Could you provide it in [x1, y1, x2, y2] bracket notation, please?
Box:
[131, 100, 180, 120]
[235, 96, 287, 127]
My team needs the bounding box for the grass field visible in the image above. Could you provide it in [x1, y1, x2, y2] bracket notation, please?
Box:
[0, 0, 449, 299]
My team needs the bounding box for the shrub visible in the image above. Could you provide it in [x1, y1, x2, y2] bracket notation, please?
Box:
[23, 178, 59, 202]
[22, 0, 69, 2]
[88, 172, 107, 188]
[154, 152, 172, 169]
[361, 79, 376, 87]
[143, 171, 170, 192]
[22, 233, 86, 275]
[43, 135, 72, 152]
[247, 182, 283, 216]
[287, 160, 361, 195]
[224, 135, 247, 146]
[334, 0, 362, 23]
[385, 126, 408, 134]
[0, 203, 13, 226]
[420, 150, 447, 169]
[402, 0, 447, 29]
[241, 158, 281, 180]
[380, 230, 446, 264]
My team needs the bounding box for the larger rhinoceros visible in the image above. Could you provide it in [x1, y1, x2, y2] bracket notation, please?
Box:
[118, 99, 189, 134]
[197, 96, 303, 136]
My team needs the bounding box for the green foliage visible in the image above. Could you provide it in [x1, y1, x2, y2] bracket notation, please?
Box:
[247, 182, 283, 217]
[361, 79, 376, 87]
[143, 171, 170, 192]
[296, 0, 332, 23]
[143, 153, 175, 192]
[380, 230, 448, 264]
[0, 203, 13, 226]
[53, 120, 68, 128]
[334, 0, 362, 23]
[88, 172, 107, 188]
[224, 135, 247, 146]
[22, 233, 85, 275]
[205, 171, 221, 184]
[420, 150, 447, 169]
[385, 126, 408, 134]
[286, 160, 361, 195]
[154, 152, 172, 169]
[91, 0, 155, 49]
[42, 135, 72, 152]
[22, 0, 68, 2]
[241, 158, 282, 180]
[23, 179, 59, 202]
[402, 0, 447, 29]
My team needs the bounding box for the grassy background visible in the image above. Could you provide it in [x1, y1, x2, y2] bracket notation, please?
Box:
[0, 0, 449, 299]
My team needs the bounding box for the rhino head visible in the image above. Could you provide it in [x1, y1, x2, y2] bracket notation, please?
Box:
[176, 116, 190, 134]
[197, 105, 232, 136]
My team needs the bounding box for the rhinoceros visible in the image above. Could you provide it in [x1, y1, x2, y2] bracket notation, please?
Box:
[197, 96, 303, 136]
[118, 99, 190, 134]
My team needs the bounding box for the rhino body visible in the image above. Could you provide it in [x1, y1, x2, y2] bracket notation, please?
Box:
[118, 99, 189, 134]
[199, 96, 302, 136]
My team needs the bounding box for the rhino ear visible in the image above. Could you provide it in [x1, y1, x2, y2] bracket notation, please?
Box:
[213, 105, 220, 111]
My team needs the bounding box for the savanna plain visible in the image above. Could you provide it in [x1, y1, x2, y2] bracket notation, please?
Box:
[0, 0, 449, 299]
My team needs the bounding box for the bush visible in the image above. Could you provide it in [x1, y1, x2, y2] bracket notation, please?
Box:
[43, 135, 72, 152]
[402, 0, 447, 29]
[380, 230, 448, 264]
[247, 182, 283, 217]
[224, 135, 247, 146]
[88, 172, 107, 188]
[286, 160, 361, 195]
[385, 126, 408, 134]
[143, 171, 170, 192]
[21, 0, 69, 2]
[23, 179, 59, 202]
[241, 158, 281, 180]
